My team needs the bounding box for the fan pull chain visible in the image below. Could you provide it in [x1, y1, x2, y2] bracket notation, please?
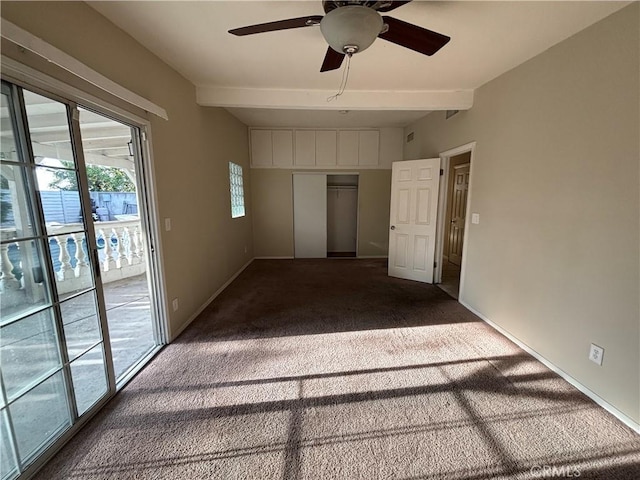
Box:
[327, 53, 352, 102]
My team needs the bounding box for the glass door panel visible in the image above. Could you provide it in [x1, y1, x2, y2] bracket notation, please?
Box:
[69, 344, 107, 415]
[61, 290, 102, 360]
[1, 83, 108, 478]
[1, 410, 18, 480]
[0, 308, 61, 401]
[2, 79, 162, 479]
[77, 108, 157, 382]
[8, 371, 70, 464]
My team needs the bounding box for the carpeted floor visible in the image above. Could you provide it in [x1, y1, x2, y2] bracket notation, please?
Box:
[35, 259, 640, 479]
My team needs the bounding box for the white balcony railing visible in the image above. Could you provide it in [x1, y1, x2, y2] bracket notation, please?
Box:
[0, 219, 145, 308]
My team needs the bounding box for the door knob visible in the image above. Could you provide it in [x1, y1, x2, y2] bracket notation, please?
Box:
[390, 225, 396, 230]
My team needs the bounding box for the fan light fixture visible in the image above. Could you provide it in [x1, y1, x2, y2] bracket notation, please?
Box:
[320, 6, 384, 55]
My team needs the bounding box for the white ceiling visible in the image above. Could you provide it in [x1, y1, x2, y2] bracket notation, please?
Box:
[88, 1, 629, 127]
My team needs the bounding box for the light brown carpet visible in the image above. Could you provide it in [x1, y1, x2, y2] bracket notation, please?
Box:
[36, 259, 640, 479]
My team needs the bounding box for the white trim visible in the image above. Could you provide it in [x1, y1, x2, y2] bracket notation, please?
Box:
[357, 255, 389, 259]
[461, 300, 640, 434]
[197, 85, 474, 111]
[437, 141, 476, 299]
[138, 126, 170, 345]
[1, 19, 168, 120]
[251, 165, 391, 170]
[1, 56, 149, 126]
[170, 258, 255, 341]
[434, 156, 450, 284]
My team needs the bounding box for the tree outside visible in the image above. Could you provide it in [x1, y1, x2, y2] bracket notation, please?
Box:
[50, 161, 135, 192]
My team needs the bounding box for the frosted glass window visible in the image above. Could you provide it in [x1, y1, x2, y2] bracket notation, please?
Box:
[229, 162, 245, 218]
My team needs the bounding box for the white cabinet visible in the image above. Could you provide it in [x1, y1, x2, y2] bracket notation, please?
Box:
[251, 129, 294, 167]
[315, 130, 337, 166]
[337, 130, 359, 166]
[250, 130, 272, 167]
[358, 130, 380, 166]
[272, 130, 293, 167]
[295, 130, 316, 166]
[338, 130, 379, 166]
[251, 128, 386, 168]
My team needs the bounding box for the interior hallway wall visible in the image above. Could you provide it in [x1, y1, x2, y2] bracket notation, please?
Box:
[404, 4, 639, 423]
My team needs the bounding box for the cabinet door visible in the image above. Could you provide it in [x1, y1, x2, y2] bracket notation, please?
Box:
[316, 130, 337, 166]
[337, 130, 359, 166]
[272, 130, 293, 167]
[359, 130, 380, 166]
[251, 130, 273, 167]
[295, 130, 316, 166]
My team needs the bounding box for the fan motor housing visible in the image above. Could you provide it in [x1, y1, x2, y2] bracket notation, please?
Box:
[320, 5, 384, 54]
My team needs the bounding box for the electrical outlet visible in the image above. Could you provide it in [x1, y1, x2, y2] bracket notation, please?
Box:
[589, 344, 604, 366]
[165, 218, 172, 231]
[172, 298, 179, 312]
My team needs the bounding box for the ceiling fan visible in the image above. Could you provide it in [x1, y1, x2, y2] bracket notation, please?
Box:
[229, 1, 450, 72]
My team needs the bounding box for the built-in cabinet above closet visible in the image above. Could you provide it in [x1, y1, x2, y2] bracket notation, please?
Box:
[249, 127, 403, 169]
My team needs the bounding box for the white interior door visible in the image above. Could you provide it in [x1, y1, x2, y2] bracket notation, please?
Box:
[448, 163, 470, 266]
[388, 158, 441, 282]
[293, 173, 327, 258]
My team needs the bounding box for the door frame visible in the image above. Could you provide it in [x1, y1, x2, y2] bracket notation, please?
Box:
[327, 172, 360, 258]
[1, 57, 169, 346]
[435, 142, 476, 300]
[1, 62, 170, 478]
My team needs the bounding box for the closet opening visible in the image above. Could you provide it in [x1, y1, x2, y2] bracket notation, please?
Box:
[327, 175, 358, 258]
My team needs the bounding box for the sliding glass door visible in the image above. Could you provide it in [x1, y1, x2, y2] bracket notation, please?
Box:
[76, 107, 157, 381]
[1, 80, 161, 479]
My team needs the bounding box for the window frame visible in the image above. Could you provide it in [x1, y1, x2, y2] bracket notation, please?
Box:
[228, 161, 245, 219]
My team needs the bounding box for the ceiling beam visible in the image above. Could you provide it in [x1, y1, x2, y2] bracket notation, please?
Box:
[196, 86, 474, 111]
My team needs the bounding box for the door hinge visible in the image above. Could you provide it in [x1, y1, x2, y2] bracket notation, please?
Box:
[440, 169, 444, 176]
[434, 261, 437, 268]
[141, 131, 147, 142]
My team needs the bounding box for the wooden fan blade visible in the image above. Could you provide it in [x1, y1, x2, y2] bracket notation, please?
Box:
[229, 16, 323, 36]
[379, 16, 450, 56]
[320, 47, 345, 72]
[376, 1, 413, 13]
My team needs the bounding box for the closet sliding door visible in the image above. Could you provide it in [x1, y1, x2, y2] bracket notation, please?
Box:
[293, 173, 326, 258]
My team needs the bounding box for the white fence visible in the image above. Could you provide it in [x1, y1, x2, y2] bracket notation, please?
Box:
[0, 219, 145, 309]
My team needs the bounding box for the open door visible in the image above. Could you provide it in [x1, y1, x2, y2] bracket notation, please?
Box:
[448, 163, 470, 266]
[388, 158, 441, 282]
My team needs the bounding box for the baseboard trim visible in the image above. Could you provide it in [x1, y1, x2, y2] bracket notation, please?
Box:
[170, 258, 254, 341]
[460, 300, 640, 434]
[357, 255, 389, 259]
[254, 256, 294, 260]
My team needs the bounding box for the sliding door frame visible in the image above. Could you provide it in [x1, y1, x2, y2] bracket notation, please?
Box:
[1, 59, 169, 479]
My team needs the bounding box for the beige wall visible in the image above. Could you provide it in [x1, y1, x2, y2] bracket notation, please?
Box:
[251, 169, 294, 257]
[2, 2, 253, 339]
[251, 169, 391, 258]
[357, 170, 391, 257]
[404, 5, 639, 422]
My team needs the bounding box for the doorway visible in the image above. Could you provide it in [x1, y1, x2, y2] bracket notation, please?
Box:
[327, 175, 358, 258]
[0, 80, 163, 479]
[435, 143, 475, 300]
